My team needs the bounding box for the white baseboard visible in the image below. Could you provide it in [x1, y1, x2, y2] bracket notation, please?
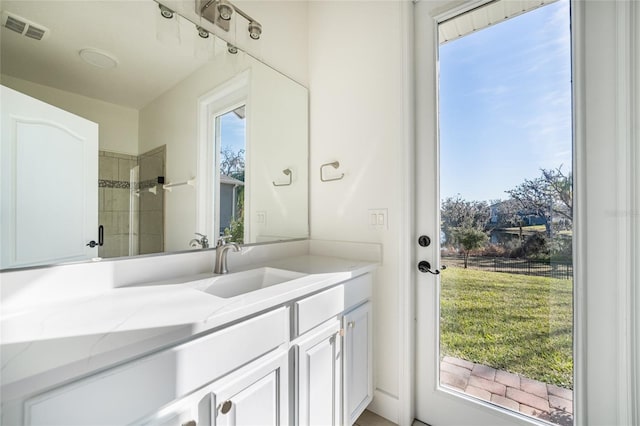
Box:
[367, 389, 399, 424]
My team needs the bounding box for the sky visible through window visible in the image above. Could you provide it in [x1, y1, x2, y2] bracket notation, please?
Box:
[219, 111, 246, 157]
[439, 0, 571, 202]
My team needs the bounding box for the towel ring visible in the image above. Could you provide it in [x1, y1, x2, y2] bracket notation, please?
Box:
[273, 168, 292, 186]
[320, 161, 344, 182]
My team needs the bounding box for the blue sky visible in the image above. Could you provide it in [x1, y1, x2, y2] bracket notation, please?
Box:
[439, 0, 571, 202]
[219, 110, 246, 157]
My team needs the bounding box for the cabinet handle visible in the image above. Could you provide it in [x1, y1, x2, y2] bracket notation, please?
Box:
[220, 400, 233, 414]
[181, 421, 196, 426]
[348, 321, 355, 329]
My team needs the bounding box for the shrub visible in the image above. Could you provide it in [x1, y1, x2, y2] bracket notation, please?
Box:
[550, 235, 572, 262]
[523, 233, 550, 260]
[452, 227, 489, 268]
[479, 244, 507, 258]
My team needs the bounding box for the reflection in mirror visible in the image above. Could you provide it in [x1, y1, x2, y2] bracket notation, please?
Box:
[0, 0, 308, 270]
[218, 106, 246, 242]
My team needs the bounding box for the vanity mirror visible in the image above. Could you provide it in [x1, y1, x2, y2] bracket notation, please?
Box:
[0, 0, 309, 270]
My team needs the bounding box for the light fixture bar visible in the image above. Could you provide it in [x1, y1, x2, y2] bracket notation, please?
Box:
[195, 0, 261, 39]
[196, 0, 230, 32]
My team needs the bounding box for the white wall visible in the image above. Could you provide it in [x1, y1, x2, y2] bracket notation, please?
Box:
[308, 1, 410, 420]
[249, 63, 309, 241]
[0, 75, 139, 155]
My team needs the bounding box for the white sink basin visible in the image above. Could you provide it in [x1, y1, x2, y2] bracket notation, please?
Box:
[190, 267, 306, 299]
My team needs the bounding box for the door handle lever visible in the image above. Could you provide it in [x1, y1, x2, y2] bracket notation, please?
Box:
[417, 261, 446, 275]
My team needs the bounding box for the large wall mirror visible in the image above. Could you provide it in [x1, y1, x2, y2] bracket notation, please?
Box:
[0, 0, 309, 270]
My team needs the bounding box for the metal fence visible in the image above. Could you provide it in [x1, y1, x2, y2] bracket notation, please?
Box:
[442, 255, 573, 280]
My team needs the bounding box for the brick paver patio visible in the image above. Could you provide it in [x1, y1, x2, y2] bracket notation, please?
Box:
[441, 356, 573, 426]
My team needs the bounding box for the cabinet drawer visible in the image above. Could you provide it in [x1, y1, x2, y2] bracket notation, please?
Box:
[295, 285, 344, 336]
[24, 307, 289, 426]
[344, 273, 372, 310]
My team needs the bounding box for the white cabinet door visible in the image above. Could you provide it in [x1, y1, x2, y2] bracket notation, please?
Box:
[0, 85, 99, 269]
[296, 319, 342, 426]
[343, 302, 373, 425]
[212, 348, 289, 426]
[133, 348, 289, 426]
[136, 389, 211, 426]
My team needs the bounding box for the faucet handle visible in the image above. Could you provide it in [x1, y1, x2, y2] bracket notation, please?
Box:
[195, 233, 209, 248]
[217, 235, 232, 247]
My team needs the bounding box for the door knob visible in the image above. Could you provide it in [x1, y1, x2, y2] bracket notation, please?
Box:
[220, 400, 233, 414]
[417, 260, 446, 275]
[86, 225, 104, 248]
[418, 235, 431, 247]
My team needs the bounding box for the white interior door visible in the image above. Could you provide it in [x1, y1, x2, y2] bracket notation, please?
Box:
[1, 85, 98, 269]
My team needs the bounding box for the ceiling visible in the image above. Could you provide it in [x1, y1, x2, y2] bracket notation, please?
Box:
[439, 0, 557, 44]
[0, 1, 223, 109]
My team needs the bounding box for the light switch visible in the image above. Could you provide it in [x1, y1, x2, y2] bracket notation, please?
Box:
[368, 208, 388, 230]
[257, 211, 267, 224]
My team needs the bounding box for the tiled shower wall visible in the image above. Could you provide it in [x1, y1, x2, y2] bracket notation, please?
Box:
[138, 146, 165, 255]
[98, 146, 165, 258]
[98, 151, 138, 258]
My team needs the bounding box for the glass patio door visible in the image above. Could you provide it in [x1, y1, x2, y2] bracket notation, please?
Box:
[415, 1, 574, 425]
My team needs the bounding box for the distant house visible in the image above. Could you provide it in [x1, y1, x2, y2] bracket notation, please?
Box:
[489, 200, 547, 227]
[489, 202, 501, 224]
[219, 174, 244, 236]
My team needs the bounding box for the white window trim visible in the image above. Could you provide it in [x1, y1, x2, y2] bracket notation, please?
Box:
[196, 70, 249, 244]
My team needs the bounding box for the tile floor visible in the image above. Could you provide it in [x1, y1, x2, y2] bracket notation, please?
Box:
[355, 410, 429, 426]
[355, 410, 397, 426]
[356, 353, 574, 426]
[357, 353, 575, 426]
[440, 356, 573, 426]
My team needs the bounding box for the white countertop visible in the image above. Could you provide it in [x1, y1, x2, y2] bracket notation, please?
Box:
[1, 255, 376, 401]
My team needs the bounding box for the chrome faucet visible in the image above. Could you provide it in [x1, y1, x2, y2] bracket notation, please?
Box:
[214, 237, 241, 274]
[189, 233, 209, 249]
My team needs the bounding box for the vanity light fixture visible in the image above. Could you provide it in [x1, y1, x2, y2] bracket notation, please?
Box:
[158, 4, 174, 19]
[217, 0, 233, 21]
[196, 25, 209, 38]
[247, 21, 261, 40]
[227, 42, 238, 54]
[195, 0, 262, 40]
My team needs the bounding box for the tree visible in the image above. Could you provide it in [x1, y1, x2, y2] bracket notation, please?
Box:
[452, 227, 489, 268]
[220, 148, 245, 243]
[441, 196, 490, 245]
[492, 198, 527, 244]
[224, 194, 244, 243]
[220, 147, 245, 181]
[541, 167, 572, 221]
[505, 167, 572, 236]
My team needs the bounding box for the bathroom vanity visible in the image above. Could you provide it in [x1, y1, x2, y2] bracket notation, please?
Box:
[1, 252, 375, 426]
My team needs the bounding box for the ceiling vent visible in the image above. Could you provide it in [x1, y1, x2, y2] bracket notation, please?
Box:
[2, 12, 49, 41]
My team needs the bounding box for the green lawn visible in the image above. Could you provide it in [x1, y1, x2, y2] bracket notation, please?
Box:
[440, 267, 573, 389]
